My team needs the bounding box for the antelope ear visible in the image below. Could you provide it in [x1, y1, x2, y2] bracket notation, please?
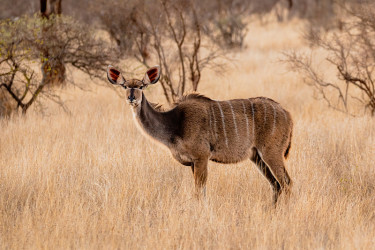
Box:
[143, 66, 161, 84]
[107, 65, 125, 85]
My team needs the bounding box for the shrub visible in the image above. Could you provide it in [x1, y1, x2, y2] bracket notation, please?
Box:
[0, 14, 115, 115]
[96, 0, 223, 103]
[285, 2, 375, 116]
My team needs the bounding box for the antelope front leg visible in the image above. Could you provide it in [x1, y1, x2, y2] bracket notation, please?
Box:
[193, 158, 208, 198]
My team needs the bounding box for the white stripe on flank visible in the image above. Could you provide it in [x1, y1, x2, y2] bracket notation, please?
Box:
[250, 100, 255, 140]
[263, 102, 267, 125]
[282, 108, 288, 123]
[270, 103, 277, 134]
[208, 108, 212, 139]
[241, 101, 250, 139]
[210, 105, 218, 140]
[227, 101, 238, 138]
[216, 102, 228, 147]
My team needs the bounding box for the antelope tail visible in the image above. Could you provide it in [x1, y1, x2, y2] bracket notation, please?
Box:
[284, 130, 292, 159]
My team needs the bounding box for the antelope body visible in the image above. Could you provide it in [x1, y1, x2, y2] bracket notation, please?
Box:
[107, 65, 293, 203]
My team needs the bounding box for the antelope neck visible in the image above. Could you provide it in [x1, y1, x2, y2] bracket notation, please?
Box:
[133, 93, 179, 145]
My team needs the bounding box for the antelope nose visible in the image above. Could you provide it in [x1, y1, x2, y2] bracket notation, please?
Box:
[128, 95, 135, 102]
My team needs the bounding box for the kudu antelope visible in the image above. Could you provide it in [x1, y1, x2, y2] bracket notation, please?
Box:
[107, 65, 293, 203]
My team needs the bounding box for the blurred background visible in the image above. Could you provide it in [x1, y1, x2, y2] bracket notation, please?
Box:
[1, 0, 374, 116]
[0, 1, 374, 249]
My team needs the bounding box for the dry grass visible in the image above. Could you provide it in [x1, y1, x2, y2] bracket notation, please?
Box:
[1, 20, 375, 249]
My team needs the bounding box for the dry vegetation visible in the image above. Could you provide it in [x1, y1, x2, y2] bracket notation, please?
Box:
[0, 19, 374, 249]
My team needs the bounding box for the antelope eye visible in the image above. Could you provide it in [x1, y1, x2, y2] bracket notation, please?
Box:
[122, 85, 127, 89]
[139, 86, 144, 90]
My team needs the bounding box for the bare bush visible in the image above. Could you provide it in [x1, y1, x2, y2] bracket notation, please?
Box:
[94, 0, 148, 57]
[0, 14, 116, 115]
[140, 1, 224, 103]
[285, 2, 375, 116]
[287, 0, 336, 25]
[203, 0, 250, 49]
[0, 91, 12, 117]
[96, 0, 222, 104]
[215, 14, 247, 48]
[40, 0, 62, 18]
[0, 0, 39, 20]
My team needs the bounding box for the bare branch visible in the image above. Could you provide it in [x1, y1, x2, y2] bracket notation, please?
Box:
[284, 2, 375, 116]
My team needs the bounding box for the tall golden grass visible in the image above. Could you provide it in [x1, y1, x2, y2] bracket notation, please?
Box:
[0, 20, 374, 249]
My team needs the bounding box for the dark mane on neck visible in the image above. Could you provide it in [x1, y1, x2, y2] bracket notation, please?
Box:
[253, 96, 281, 105]
[148, 101, 166, 112]
[145, 93, 212, 112]
[176, 93, 212, 103]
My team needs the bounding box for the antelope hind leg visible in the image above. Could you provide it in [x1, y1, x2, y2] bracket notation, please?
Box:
[250, 148, 281, 204]
[260, 150, 293, 198]
[193, 158, 208, 199]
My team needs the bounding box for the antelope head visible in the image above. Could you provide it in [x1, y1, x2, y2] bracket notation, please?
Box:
[107, 65, 161, 107]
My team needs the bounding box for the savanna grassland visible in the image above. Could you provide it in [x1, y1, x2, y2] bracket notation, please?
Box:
[1, 19, 375, 249]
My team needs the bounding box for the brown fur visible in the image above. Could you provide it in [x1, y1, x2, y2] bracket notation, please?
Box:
[107, 66, 294, 204]
[135, 93, 293, 203]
